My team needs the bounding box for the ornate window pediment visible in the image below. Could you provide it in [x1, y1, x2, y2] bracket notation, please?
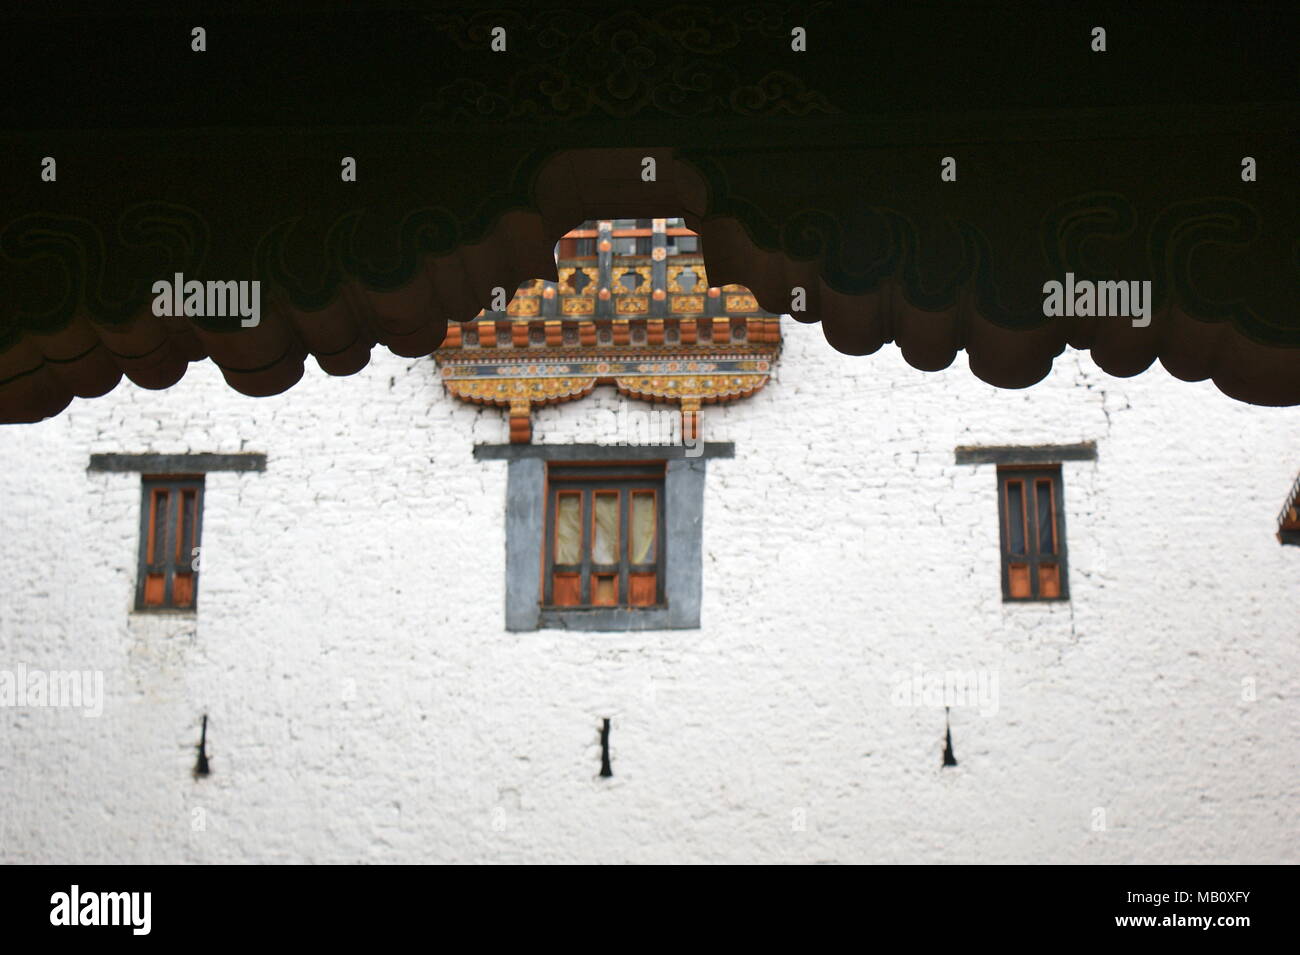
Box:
[433, 220, 781, 444]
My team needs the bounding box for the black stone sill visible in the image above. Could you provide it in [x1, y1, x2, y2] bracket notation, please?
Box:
[535, 605, 697, 632]
[540, 604, 666, 612]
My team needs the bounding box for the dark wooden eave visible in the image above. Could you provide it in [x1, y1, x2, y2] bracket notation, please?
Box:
[1, 1, 1297, 423]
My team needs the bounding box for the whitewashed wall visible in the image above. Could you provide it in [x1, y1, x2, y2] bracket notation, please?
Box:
[0, 317, 1296, 864]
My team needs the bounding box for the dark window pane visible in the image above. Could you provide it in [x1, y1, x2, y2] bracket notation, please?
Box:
[1036, 480, 1056, 554]
[1006, 481, 1025, 554]
[150, 490, 168, 564]
[178, 489, 196, 560]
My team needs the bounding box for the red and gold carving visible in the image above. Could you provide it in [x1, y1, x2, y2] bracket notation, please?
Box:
[614, 374, 768, 403]
[509, 397, 531, 444]
[680, 397, 701, 443]
[667, 265, 707, 293]
[558, 267, 596, 295]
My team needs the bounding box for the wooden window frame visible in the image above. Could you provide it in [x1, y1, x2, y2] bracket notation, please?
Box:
[541, 462, 666, 611]
[996, 465, 1069, 602]
[135, 474, 204, 612]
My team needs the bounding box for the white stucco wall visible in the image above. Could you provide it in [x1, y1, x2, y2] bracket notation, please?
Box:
[0, 317, 1296, 863]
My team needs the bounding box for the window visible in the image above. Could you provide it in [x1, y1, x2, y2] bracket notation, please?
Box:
[543, 462, 664, 609]
[664, 217, 699, 254]
[135, 475, 204, 611]
[481, 443, 731, 631]
[556, 236, 597, 259]
[1278, 472, 1300, 546]
[997, 466, 1068, 601]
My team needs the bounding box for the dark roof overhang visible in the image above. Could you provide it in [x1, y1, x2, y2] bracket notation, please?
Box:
[2, 2, 1296, 422]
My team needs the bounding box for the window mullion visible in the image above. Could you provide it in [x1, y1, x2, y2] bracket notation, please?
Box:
[656, 487, 665, 605]
[619, 489, 629, 603]
[162, 482, 180, 607]
[580, 488, 591, 606]
[1027, 475, 1040, 597]
[543, 485, 555, 605]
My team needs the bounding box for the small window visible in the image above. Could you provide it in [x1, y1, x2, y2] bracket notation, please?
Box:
[556, 237, 597, 259]
[543, 462, 665, 610]
[997, 466, 1068, 601]
[135, 475, 204, 611]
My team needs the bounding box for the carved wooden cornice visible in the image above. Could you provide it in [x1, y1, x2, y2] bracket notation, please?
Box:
[433, 221, 781, 441]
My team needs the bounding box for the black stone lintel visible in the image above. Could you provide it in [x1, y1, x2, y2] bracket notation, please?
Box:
[474, 442, 733, 461]
[88, 453, 267, 473]
[954, 443, 1097, 466]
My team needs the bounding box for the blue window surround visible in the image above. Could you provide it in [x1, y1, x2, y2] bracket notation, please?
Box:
[473, 443, 734, 631]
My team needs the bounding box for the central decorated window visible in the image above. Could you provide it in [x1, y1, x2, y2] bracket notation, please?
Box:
[544, 462, 665, 609]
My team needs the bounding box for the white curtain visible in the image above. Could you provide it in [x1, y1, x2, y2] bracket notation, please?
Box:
[631, 492, 656, 564]
[593, 492, 619, 564]
[556, 494, 581, 564]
